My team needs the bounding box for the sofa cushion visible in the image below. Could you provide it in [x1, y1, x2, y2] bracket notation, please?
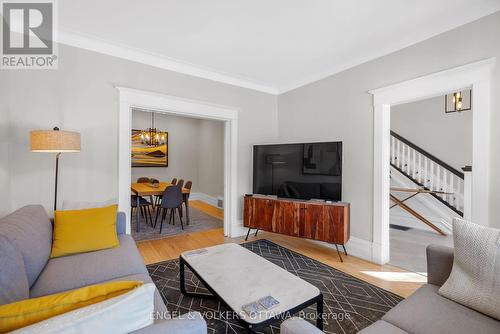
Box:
[11, 283, 155, 334]
[108, 273, 168, 316]
[382, 284, 500, 334]
[51, 205, 119, 258]
[439, 219, 500, 320]
[0, 205, 52, 287]
[358, 320, 408, 334]
[30, 235, 148, 297]
[0, 235, 30, 304]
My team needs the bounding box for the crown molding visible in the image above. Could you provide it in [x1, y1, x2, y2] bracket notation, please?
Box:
[56, 30, 279, 95]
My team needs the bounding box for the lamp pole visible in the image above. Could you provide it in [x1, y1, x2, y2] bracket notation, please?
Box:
[54, 152, 61, 211]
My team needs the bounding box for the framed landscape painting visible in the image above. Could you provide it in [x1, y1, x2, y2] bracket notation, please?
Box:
[131, 129, 168, 167]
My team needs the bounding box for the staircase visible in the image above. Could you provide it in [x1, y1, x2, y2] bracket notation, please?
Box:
[390, 131, 464, 217]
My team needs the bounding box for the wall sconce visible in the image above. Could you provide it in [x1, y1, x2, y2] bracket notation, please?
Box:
[445, 89, 472, 113]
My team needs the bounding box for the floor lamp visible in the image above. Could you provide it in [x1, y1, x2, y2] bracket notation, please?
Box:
[30, 127, 81, 211]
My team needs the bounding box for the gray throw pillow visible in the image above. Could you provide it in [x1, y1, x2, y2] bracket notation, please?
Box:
[438, 218, 500, 320]
[0, 234, 30, 304]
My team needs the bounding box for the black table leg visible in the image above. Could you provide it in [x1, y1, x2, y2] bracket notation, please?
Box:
[183, 194, 190, 225]
[136, 196, 140, 233]
[316, 294, 324, 330]
[179, 257, 216, 299]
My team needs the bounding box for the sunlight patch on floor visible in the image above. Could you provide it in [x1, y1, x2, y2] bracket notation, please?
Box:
[361, 271, 427, 283]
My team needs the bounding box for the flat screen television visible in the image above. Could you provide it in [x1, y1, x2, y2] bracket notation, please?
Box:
[253, 142, 342, 201]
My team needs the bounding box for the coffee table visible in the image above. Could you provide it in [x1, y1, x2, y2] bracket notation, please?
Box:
[179, 243, 323, 333]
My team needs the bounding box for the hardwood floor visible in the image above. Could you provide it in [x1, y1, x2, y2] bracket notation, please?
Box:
[189, 200, 224, 220]
[137, 201, 424, 298]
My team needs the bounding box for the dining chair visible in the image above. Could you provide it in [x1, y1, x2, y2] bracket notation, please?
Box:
[177, 179, 185, 189]
[155, 186, 184, 233]
[171, 178, 178, 185]
[137, 177, 154, 206]
[181, 181, 192, 224]
[131, 195, 153, 227]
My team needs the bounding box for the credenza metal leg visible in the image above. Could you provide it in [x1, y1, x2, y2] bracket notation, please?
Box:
[254, 229, 259, 237]
[245, 228, 252, 241]
[335, 244, 344, 262]
[342, 244, 348, 256]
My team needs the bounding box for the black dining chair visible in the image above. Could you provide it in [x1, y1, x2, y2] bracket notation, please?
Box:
[176, 179, 184, 189]
[171, 178, 178, 185]
[131, 195, 153, 227]
[155, 186, 184, 233]
[181, 180, 192, 224]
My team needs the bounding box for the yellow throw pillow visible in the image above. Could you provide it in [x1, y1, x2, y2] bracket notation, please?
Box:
[0, 281, 143, 333]
[51, 204, 119, 258]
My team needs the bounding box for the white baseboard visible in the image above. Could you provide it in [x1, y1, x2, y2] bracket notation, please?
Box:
[236, 222, 374, 262]
[189, 192, 219, 207]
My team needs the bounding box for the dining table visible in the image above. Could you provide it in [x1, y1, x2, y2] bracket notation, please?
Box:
[131, 182, 191, 232]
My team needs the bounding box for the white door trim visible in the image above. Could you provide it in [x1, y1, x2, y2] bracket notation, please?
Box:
[116, 87, 239, 237]
[369, 58, 495, 264]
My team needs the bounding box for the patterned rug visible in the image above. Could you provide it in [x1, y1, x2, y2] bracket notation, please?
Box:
[147, 239, 402, 333]
[131, 206, 223, 242]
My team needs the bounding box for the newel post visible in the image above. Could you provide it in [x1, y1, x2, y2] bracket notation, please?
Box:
[462, 166, 472, 221]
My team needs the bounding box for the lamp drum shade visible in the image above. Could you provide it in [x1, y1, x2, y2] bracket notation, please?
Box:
[31, 129, 81, 152]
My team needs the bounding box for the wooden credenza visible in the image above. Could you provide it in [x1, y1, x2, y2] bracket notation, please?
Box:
[243, 195, 350, 260]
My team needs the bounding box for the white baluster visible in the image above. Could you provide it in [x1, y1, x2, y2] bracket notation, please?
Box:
[436, 165, 442, 196]
[412, 149, 416, 179]
[391, 136, 395, 165]
[396, 140, 401, 169]
[429, 161, 435, 191]
[424, 157, 428, 188]
[449, 174, 455, 208]
[406, 145, 411, 175]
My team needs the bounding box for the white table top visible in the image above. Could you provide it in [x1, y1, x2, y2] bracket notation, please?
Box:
[181, 243, 321, 324]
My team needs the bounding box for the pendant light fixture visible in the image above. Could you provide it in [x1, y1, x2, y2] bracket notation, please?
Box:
[140, 112, 166, 147]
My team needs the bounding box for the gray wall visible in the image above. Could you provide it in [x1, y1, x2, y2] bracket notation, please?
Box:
[391, 95, 472, 171]
[2, 43, 278, 218]
[197, 119, 225, 198]
[277, 11, 500, 241]
[131, 110, 224, 198]
[0, 76, 9, 218]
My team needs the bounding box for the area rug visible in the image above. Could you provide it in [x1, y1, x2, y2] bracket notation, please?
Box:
[147, 239, 403, 334]
[132, 206, 223, 242]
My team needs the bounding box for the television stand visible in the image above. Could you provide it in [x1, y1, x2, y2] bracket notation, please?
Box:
[243, 195, 350, 262]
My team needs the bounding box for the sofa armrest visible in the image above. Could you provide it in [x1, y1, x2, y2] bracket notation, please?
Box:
[426, 244, 454, 286]
[116, 212, 126, 235]
[280, 317, 323, 334]
[131, 312, 207, 334]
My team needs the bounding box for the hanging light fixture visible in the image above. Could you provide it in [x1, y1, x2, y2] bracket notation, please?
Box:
[445, 89, 472, 113]
[140, 113, 166, 147]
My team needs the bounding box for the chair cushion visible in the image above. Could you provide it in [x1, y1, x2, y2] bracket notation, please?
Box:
[30, 235, 148, 297]
[0, 205, 52, 287]
[51, 205, 119, 258]
[382, 284, 500, 334]
[0, 235, 29, 305]
[358, 320, 408, 334]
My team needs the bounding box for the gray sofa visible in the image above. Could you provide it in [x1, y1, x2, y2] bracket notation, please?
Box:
[0, 205, 207, 334]
[281, 244, 500, 334]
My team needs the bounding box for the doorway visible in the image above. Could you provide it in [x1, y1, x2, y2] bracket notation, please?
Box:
[369, 58, 494, 265]
[116, 87, 239, 238]
[129, 109, 225, 241]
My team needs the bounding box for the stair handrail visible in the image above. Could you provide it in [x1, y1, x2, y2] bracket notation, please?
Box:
[390, 131, 464, 179]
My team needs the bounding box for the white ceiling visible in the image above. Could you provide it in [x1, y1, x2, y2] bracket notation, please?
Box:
[58, 0, 500, 94]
